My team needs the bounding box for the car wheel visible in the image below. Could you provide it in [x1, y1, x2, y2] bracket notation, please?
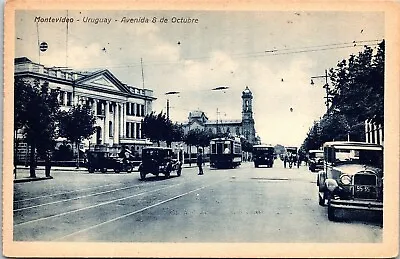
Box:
[101, 168, 107, 173]
[126, 164, 133, 173]
[88, 167, 94, 174]
[318, 192, 325, 206]
[177, 166, 182, 176]
[114, 168, 120, 173]
[140, 170, 146, 180]
[254, 163, 258, 168]
[327, 203, 336, 221]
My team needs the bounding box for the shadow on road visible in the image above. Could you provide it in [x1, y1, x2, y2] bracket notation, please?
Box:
[331, 210, 383, 227]
[138, 175, 180, 182]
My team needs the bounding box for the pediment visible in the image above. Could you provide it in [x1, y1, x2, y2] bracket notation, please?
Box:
[85, 75, 121, 91]
[75, 69, 130, 94]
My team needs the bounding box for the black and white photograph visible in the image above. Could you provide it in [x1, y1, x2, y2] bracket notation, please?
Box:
[3, 0, 399, 257]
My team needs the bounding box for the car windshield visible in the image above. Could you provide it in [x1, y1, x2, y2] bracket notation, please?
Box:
[253, 147, 274, 155]
[335, 148, 383, 168]
[310, 152, 323, 159]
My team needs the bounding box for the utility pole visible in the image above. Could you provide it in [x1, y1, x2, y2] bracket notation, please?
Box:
[311, 69, 332, 114]
[166, 99, 170, 119]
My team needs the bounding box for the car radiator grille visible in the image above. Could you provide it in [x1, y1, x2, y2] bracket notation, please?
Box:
[353, 173, 378, 200]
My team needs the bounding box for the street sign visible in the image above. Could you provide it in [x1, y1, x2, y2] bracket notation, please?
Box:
[39, 42, 48, 52]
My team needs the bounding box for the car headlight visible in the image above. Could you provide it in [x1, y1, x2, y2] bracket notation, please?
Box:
[340, 174, 351, 185]
[325, 179, 338, 191]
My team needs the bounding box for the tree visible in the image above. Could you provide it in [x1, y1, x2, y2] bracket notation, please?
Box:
[14, 78, 60, 177]
[302, 40, 385, 150]
[184, 129, 213, 151]
[142, 111, 180, 146]
[58, 103, 97, 168]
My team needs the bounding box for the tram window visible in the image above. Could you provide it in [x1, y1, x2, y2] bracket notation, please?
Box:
[211, 144, 216, 154]
[216, 143, 223, 154]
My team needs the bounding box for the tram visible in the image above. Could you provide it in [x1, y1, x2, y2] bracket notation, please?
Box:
[209, 137, 242, 168]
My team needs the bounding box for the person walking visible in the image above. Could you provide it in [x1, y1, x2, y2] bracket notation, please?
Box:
[197, 148, 204, 175]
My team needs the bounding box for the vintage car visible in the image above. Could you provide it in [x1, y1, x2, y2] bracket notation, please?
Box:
[86, 150, 133, 174]
[138, 147, 182, 180]
[308, 150, 324, 172]
[317, 141, 383, 221]
[252, 144, 275, 168]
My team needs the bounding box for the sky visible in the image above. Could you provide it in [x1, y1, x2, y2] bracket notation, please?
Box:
[14, 10, 384, 147]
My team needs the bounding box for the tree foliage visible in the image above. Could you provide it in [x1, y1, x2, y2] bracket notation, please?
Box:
[142, 111, 183, 146]
[58, 103, 97, 144]
[58, 103, 97, 168]
[184, 129, 213, 148]
[302, 40, 385, 151]
[14, 78, 60, 177]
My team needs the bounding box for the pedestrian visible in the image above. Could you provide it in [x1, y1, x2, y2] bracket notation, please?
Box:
[197, 148, 204, 175]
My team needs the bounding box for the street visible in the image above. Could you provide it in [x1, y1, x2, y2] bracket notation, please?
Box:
[13, 161, 382, 242]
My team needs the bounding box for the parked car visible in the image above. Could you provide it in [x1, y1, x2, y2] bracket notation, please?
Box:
[317, 141, 383, 221]
[308, 150, 324, 172]
[252, 144, 275, 168]
[138, 147, 182, 180]
[86, 150, 133, 173]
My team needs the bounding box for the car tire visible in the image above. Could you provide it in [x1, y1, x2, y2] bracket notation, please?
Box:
[327, 203, 336, 221]
[254, 163, 258, 168]
[88, 167, 94, 174]
[101, 168, 107, 173]
[126, 164, 133, 173]
[177, 166, 182, 176]
[140, 170, 146, 180]
[318, 192, 325, 206]
[114, 168, 120, 173]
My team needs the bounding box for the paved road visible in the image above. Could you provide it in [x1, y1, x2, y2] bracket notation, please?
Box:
[13, 161, 382, 242]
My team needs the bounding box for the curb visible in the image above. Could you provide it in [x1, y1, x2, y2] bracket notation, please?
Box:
[14, 176, 53, 183]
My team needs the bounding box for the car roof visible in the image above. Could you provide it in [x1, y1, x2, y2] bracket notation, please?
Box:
[253, 144, 274, 148]
[309, 150, 323, 153]
[323, 141, 383, 150]
[143, 147, 172, 150]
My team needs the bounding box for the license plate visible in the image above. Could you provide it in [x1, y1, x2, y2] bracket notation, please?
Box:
[355, 185, 372, 193]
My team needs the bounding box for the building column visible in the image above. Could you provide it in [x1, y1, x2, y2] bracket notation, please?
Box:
[114, 103, 120, 144]
[373, 123, 379, 145]
[91, 99, 97, 145]
[104, 101, 110, 145]
[121, 103, 126, 138]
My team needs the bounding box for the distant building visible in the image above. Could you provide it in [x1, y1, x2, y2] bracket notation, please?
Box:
[14, 57, 156, 161]
[182, 86, 257, 144]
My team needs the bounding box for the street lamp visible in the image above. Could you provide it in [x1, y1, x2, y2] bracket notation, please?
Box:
[311, 69, 333, 114]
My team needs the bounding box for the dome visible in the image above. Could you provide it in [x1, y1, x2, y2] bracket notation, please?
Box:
[242, 86, 252, 97]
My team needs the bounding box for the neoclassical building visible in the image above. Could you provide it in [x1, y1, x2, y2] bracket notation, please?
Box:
[14, 57, 156, 158]
[182, 86, 257, 144]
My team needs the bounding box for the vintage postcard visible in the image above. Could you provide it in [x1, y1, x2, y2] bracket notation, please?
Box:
[3, 0, 399, 257]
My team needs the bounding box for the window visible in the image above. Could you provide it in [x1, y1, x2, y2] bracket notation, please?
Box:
[58, 91, 64, 105]
[66, 92, 72, 106]
[109, 121, 113, 137]
[109, 103, 113, 113]
[135, 103, 140, 116]
[131, 123, 135, 138]
[141, 105, 145, 116]
[126, 122, 130, 138]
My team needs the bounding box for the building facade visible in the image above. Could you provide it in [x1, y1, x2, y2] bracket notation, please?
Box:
[182, 86, 257, 144]
[14, 57, 156, 159]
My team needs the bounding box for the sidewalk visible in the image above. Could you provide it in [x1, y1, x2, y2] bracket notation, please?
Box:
[13, 162, 205, 183]
[13, 165, 87, 183]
